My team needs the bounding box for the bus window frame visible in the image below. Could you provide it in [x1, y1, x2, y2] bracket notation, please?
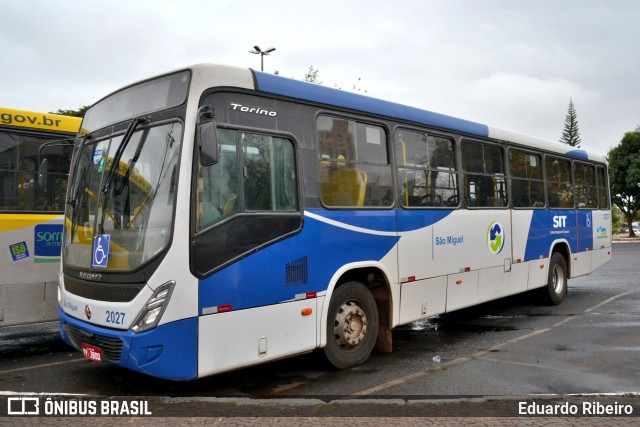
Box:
[543, 154, 575, 210]
[192, 123, 303, 235]
[0, 128, 76, 214]
[573, 160, 598, 210]
[315, 112, 395, 210]
[596, 165, 610, 210]
[460, 138, 509, 210]
[394, 125, 459, 210]
[190, 121, 304, 279]
[508, 147, 546, 210]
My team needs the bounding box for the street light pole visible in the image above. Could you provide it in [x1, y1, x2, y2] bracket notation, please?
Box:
[249, 45, 276, 71]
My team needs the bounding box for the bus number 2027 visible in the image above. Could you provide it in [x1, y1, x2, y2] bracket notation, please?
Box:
[106, 310, 125, 325]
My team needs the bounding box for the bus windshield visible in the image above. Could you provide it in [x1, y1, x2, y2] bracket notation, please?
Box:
[64, 121, 182, 271]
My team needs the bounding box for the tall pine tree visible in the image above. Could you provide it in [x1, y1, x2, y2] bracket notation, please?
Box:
[560, 98, 582, 148]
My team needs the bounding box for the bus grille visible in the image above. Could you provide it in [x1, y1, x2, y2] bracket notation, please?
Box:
[65, 277, 145, 303]
[64, 324, 123, 363]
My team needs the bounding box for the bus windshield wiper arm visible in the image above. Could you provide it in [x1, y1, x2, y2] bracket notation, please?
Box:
[116, 128, 149, 195]
[97, 117, 146, 234]
[101, 117, 145, 195]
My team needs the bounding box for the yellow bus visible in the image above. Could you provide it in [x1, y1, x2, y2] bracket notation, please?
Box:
[0, 107, 82, 326]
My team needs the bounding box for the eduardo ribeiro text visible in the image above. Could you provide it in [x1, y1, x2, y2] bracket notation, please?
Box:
[519, 400, 633, 416]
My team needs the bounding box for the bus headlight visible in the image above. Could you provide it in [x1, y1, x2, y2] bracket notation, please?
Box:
[131, 281, 175, 333]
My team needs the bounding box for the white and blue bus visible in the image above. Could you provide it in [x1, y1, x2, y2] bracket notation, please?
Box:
[58, 65, 611, 380]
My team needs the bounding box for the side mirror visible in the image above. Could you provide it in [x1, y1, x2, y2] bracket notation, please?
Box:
[197, 105, 218, 167]
[197, 121, 218, 166]
[38, 158, 49, 191]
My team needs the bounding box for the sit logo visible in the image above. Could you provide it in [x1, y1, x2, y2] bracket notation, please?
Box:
[553, 215, 567, 228]
[487, 221, 505, 255]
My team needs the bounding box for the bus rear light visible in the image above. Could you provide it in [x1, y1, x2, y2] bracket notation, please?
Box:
[132, 281, 175, 333]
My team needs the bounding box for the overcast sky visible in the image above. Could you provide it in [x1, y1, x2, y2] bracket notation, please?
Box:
[2, 0, 638, 155]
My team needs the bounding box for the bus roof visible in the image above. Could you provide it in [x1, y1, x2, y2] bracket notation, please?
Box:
[0, 107, 82, 134]
[101, 64, 606, 163]
[250, 69, 604, 163]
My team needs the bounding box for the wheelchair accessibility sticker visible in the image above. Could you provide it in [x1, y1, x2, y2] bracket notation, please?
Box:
[92, 235, 111, 268]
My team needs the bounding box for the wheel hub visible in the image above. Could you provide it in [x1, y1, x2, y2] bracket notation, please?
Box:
[552, 264, 565, 294]
[334, 300, 368, 348]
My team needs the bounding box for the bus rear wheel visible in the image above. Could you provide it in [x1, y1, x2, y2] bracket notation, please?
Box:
[324, 281, 379, 370]
[542, 252, 568, 305]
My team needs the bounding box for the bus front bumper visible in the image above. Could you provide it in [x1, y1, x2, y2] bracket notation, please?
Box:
[58, 306, 198, 381]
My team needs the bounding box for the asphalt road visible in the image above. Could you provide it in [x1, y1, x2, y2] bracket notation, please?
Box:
[1, 243, 639, 419]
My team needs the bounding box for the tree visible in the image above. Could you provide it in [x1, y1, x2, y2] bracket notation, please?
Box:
[559, 98, 582, 148]
[51, 106, 91, 118]
[607, 126, 640, 236]
[304, 66, 322, 84]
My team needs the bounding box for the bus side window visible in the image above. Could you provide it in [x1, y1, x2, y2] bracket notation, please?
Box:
[596, 166, 609, 209]
[198, 129, 239, 230]
[462, 140, 507, 208]
[197, 129, 298, 231]
[0, 132, 70, 212]
[317, 115, 392, 208]
[545, 156, 573, 208]
[509, 149, 544, 208]
[574, 162, 597, 209]
[242, 133, 297, 212]
[395, 129, 457, 208]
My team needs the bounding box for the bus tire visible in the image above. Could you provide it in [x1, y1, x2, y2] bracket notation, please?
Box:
[543, 252, 568, 305]
[324, 281, 379, 370]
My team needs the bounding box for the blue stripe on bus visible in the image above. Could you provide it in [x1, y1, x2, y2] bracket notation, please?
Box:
[577, 210, 595, 252]
[198, 211, 399, 313]
[59, 308, 198, 380]
[308, 209, 398, 232]
[310, 209, 453, 233]
[198, 209, 456, 313]
[525, 210, 577, 261]
[524, 210, 594, 261]
[396, 209, 453, 232]
[254, 71, 489, 137]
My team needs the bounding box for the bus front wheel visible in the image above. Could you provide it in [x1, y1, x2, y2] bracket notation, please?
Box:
[324, 281, 379, 370]
[543, 252, 568, 305]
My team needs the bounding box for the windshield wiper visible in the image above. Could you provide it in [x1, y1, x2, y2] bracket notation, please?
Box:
[101, 117, 147, 196]
[116, 127, 149, 195]
[96, 117, 147, 235]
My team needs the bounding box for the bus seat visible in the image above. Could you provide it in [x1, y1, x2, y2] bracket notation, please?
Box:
[321, 167, 367, 206]
[223, 195, 238, 215]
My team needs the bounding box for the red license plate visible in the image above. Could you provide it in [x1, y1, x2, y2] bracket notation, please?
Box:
[81, 344, 103, 362]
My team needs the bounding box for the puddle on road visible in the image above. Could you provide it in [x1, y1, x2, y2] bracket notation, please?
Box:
[395, 317, 519, 335]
